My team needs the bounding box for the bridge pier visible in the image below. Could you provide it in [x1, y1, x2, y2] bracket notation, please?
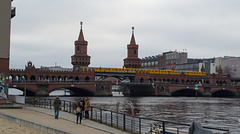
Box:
[95, 81, 112, 96]
[121, 83, 155, 96]
[35, 83, 49, 96]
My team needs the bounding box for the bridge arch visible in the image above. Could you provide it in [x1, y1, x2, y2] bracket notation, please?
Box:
[8, 86, 36, 96]
[175, 79, 179, 84]
[50, 86, 95, 96]
[75, 76, 79, 81]
[85, 76, 90, 82]
[30, 75, 36, 81]
[45, 75, 49, 81]
[212, 89, 236, 97]
[64, 76, 68, 81]
[57, 76, 62, 81]
[39, 75, 44, 81]
[206, 80, 210, 84]
[51, 76, 56, 81]
[181, 79, 184, 84]
[171, 88, 203, 97]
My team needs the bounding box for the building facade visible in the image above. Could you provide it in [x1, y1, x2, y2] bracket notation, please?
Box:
[164, 51, 187, 70]
[0, 0, 15, 75]
[141, 51, 187, 70]
[215, 56, 240, 80]
[176, 58, 216, 75]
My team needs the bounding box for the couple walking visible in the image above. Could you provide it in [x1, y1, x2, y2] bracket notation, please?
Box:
[52, 96, 90, 124]
[76, 97, 90, 124]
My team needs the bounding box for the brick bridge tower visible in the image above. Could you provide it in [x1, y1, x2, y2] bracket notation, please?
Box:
[124, 27, 141, 68]
[71, 22, 91, 70]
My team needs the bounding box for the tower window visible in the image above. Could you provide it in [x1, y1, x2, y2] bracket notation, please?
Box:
[134, 50, 136, 54]
[77, 46, 80, 51]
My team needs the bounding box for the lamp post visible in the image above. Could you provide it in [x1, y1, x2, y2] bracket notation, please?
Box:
[23, 76, 26, 104]
[195, 84, 198, 99]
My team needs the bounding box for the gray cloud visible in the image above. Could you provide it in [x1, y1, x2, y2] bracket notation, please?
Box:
[10, 0, 240, 69]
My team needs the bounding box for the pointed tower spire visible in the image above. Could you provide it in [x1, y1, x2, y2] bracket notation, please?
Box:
[78, 21, 85, 41]
[72, 21, 91, 70]
[201, 64, 205, 72]
[124, 27, 141, 68]
[130, 27, 136, 45]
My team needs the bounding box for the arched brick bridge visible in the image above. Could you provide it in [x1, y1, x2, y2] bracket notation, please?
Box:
[8, 61, 239, 97]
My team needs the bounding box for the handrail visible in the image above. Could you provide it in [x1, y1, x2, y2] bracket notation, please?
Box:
[25, 98, 229, 134]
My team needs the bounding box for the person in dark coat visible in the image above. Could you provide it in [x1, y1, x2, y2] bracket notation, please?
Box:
[53, 96, 61, 119]
[80, 98, 85, 118]
[76, 100, 83, 124]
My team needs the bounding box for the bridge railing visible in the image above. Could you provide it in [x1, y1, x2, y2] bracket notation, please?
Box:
[25, 98, 229, 134]
[10, 80, 236, 88]
[10, 80, 96, 83]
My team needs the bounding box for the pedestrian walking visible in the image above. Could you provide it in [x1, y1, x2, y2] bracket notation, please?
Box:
[76, 101, 83, 124]
[53, 96, 61, 119]
[84, 97, 90, 119]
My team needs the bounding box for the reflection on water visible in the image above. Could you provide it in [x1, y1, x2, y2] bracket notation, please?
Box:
[56, 96, 240, 134]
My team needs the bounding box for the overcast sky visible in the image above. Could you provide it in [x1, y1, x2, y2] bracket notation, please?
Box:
[10, 0, 240, 69]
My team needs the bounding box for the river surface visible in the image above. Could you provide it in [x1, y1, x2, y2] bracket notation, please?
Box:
[43, 94, 240, 134]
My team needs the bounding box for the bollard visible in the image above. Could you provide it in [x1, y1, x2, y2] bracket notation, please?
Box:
[105, 113, 107, 123]
[162, 121, 165, 134]
[123, 114, 125, 130]
[139, 118, 141, 134]
[100, 109, 102, 123]
[111, 111, 113, 127]
[50, 99, 52, 109]
[91, 107, 93, 119]
[64, 101, 66, 111]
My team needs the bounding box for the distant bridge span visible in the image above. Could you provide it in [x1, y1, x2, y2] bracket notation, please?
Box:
[121, 82, 240, 97]
[9, 81, 112, 96]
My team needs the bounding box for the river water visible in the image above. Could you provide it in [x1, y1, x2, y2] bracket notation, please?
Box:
[49, 94, 239, 134]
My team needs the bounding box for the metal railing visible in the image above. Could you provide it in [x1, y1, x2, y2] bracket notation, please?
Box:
[25, 98, 229, 134]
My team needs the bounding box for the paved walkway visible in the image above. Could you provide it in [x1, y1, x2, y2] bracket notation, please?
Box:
[0, 104, 129, 134]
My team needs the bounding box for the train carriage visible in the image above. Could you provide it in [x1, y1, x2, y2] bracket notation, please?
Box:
[80, 66, 206, 76]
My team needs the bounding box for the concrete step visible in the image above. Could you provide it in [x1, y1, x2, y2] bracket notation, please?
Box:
[0, 102, 22, 109]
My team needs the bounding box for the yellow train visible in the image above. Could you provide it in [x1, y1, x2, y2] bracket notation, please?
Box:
[80, 66, 206, 76]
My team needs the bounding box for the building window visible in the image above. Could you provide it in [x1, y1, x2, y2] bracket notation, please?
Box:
[134, 50, 137, 54]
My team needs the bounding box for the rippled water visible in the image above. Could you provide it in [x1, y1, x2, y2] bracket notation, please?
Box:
[49, 95, 240, 133]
